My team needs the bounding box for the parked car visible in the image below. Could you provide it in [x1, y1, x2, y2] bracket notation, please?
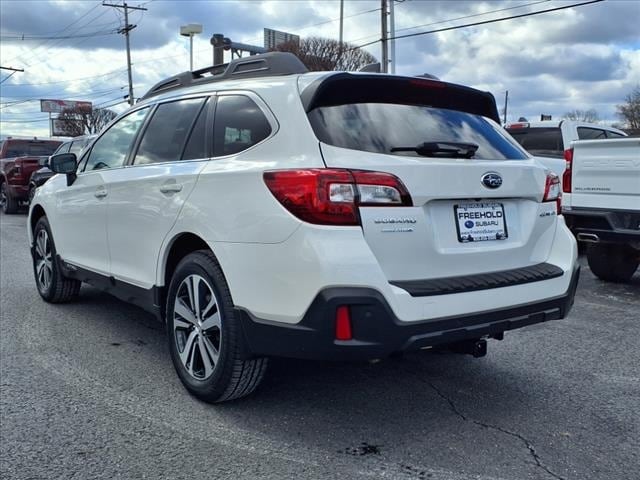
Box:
[29, 52, 579, 403]
[504, 120, 627, 182]
[0, 137, 61, 213]
[28, 134, 97, 203]
[562, 137, 640, 282]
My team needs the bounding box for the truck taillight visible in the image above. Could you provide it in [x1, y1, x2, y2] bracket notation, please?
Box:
[543, 172, 562, 214]
[562, 148, 573, 193]
[263, 169, 412, 226]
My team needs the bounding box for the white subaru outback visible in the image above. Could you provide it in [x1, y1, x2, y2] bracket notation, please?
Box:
[28, 52, 579, 403]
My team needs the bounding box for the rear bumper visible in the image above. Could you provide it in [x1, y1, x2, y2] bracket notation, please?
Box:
[238, 265, 580, 361]
[564, 208, 640, 244]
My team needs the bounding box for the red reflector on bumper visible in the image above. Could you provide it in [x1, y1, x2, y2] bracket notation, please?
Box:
[335, 306, 352, 341]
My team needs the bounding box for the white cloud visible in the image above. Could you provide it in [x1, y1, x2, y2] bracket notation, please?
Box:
[1, 0, 638, 137]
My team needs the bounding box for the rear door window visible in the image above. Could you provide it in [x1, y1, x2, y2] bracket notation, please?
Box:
[213, 95, 272, 157]
[310, 103, 528, 160]
[133, 98, 205, 165]
[506, 128, 564, 158]
[577, 127, 607, 140]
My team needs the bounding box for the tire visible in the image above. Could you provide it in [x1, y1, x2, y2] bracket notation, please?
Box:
[32, 217, 81, 302]
[28, 184, 37, 205]
[1, 182, 19, 214]
[587, 243, 639, 283]
[166, 250, 268, 403]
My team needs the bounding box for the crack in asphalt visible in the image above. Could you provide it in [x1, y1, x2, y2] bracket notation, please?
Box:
[422, 376, 567, 480]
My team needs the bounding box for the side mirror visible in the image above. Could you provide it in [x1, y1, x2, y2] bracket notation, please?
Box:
[49, 153, 78, 186]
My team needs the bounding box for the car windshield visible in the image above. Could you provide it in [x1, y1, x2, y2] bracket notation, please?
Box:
[308, 103, 529, 160]
[5, 141, 60, 157]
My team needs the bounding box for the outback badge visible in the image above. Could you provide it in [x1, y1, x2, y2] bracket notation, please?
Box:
[481, 172, 502, 189]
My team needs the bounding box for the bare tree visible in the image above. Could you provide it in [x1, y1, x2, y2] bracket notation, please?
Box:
[274, 36, 377, 71]
[616, 85, 640, 129]
[563, 109, 599, 123]
[57, 106, 117, 136]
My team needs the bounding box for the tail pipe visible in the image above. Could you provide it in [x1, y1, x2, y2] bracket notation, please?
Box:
[577, 233, 600, 243]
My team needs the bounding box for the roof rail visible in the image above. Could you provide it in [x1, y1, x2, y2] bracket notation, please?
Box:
[140, 52, 309, 101]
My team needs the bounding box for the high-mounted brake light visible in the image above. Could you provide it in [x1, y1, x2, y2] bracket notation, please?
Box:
[562, 148, 573, 194]
[543, 172, 562, 214]
[505, 122, 529, 129]
[263, 169, 412, 226]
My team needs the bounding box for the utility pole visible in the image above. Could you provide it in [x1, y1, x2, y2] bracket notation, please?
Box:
[103, 2, 147, 106]
[503, 90, 509, 124]
[381, 0, 388, 73]
[388, 0, 395, 74]
[339, 0, 344, 44]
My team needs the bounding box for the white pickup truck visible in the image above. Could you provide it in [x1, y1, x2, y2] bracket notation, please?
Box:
[505, 120, 627, 181]
[562, 137, 640, 282]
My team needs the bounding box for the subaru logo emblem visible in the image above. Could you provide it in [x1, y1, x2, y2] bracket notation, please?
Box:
[481, 172, 502, 189]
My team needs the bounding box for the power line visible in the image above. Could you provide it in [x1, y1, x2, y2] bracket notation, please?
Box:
[1, 30, 119, 40]
[342, 0, 551, 49]
[394, 0, 551, 34]
[351, 0, 604, 50]
[2, 1, 103, 66]
[390, 0, 604, 42]
[96, 99, 128, 109]
[0, 118, 50, 124]
[22, 9, 116, 68]
[1, 68, 127, 87]
[240, 6, 381, 45]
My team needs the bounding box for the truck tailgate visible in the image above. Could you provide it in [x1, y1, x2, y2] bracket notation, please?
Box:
[570, 138, 640, 210]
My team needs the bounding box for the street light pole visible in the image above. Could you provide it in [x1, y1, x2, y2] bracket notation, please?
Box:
[180, 24, 203, 71]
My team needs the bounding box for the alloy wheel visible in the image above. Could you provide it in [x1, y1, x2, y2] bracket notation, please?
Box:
[173, 274, 222, 380]
[34, 229, 53, 292]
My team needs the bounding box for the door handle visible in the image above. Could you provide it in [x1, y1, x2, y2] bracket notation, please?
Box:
[159, 182, 183, 194]
[94, 187, 107, 199]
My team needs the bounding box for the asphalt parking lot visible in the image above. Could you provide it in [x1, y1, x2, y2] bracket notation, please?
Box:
[1, 211, 638, 480]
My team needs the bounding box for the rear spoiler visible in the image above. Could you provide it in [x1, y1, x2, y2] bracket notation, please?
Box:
[300, 73, 500, 124]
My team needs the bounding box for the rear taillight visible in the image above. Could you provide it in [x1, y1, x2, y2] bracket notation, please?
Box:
[562, 148, 573, 193]
[263, 169, 412, 226]
[543, 172, 562, 214]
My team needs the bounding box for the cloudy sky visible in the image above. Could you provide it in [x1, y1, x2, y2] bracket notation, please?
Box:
[1, 0, 638, 137]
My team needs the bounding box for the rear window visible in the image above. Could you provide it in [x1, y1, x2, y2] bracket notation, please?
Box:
[309, 104, 528, 160]
[606, 131, 626, 138]
[4, 141, 60, 158]
[506, 127, 564, 158]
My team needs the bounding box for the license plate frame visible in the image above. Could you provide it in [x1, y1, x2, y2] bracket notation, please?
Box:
[454, 202, 508, 243]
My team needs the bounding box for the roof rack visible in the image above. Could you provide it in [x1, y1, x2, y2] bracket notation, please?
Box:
[140, 52, 309, 101]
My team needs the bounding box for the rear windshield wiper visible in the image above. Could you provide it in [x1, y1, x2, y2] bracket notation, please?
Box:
[390, 141, 479, 158]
